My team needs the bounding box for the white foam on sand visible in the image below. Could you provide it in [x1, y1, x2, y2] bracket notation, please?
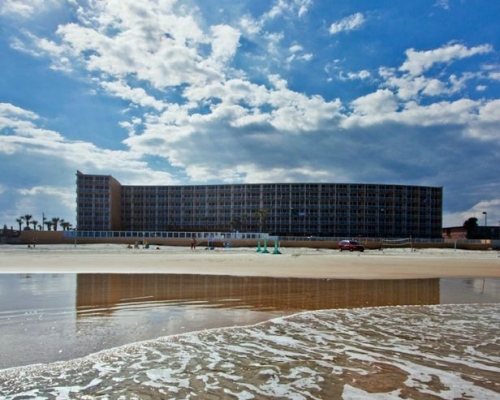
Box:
[1, 303, 499, 399]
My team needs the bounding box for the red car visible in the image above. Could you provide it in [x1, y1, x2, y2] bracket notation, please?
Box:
[338, 240, 365, 252]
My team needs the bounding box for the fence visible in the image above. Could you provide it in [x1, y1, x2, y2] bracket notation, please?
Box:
[63, 230, 269, 240]
[10, 230, 500, 249]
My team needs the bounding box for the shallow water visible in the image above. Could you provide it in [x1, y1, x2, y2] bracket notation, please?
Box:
[0, 274, 500, 399]
[1, 304, 499, 399]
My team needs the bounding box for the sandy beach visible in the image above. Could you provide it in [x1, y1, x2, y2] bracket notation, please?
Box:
[0, 244, 499, 279]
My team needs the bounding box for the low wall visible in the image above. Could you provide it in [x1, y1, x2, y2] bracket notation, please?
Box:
[16, 231, 499, 250]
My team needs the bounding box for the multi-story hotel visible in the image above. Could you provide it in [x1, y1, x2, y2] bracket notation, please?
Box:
[76, 171, 443, 238]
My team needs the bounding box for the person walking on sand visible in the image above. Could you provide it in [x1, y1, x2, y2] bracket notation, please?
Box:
[191, 234, 197, 250]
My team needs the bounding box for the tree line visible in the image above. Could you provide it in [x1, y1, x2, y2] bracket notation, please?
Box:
[14, 214, 73, 231]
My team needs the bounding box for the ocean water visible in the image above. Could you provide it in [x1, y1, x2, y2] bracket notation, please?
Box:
[1, 274, 500, 399]
[1, 304, 499, 399]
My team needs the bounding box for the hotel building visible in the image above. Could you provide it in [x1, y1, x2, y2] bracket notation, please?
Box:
[76, 171, 443, 238]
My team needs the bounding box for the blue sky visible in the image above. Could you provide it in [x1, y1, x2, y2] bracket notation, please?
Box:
[1, 0, 499, 231]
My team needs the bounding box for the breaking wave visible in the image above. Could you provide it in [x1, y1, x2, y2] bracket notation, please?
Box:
[1, 303, 499, 399]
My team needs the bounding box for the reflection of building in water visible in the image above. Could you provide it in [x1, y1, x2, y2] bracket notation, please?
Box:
[76, 274, 439, 316]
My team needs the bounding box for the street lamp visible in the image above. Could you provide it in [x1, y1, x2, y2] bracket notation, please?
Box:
[482, 211, 487, 226]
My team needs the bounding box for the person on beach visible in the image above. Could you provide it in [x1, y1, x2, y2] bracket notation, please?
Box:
[191, 235, 197, 250]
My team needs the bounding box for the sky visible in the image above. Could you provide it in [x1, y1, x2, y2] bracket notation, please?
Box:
[1, 0, 499, 231]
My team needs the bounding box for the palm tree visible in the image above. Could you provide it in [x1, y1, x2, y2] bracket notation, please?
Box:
[45, 221, 53, 231]
[23, 214, 32, 229]
[16, 217, 24, 232]
[31, 220, 38, 231]
[254, 209, 268, 233]
[230, 217, 242, 232]
[61, 221, 71, 231]
[51, 217, 60, 231]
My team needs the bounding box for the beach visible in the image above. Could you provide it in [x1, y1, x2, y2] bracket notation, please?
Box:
[1, 245, 500, 399]
[0, 244, 499, 278]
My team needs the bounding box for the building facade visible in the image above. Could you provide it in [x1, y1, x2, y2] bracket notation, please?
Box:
[76, 171, 443, 238]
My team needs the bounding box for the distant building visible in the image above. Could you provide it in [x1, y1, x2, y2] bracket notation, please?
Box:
[442, 226, 467, 240]
[443, 226, 500, 240]
[76, 171, 443, 238]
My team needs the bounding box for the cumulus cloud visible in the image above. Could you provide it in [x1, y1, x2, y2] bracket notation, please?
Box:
[264, 0, 312, 20]
[350, 89, 399, 116]
[298, 0, 312, 18]
[400, 43, 493, 76]
[339, 70, 371, 81]
[239, 15, 262, 36]
[329, 13, 366, 35]
[0, 102, 175, 183]
[0, 0, 62, 18]
[100, 81, 165, 111]
[0, 101, 175, 222]
[466, 99, 500, 140]
[210, 24, 241, 63]
[443, 198, 500, 227]
[377, 43, 495, 104]
[434, 0, 450, 10]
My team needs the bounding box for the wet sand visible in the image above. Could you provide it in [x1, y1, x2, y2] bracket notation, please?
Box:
[0, 244, 499, 279]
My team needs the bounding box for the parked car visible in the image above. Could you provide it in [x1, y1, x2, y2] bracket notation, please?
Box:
[338, 240, 364, 252]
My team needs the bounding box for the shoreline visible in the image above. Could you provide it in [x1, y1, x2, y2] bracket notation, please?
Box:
[0, 244, 499, 279]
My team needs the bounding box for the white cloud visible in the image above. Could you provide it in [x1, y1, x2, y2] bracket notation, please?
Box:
[296, 0, 313, 17]
[17, 186, 75, 215]
[100, 80, 165, 111]
[0, 102, 175, 183]
[0, 0, 62, 18]
[263, 0, 312, 20]
[329, 13, 366, 35]
[466, 99, 500, 140]
[443, 198, 500, 227]
[480, 64, 500, 81]
[380, 45, 494, 101]
[339, 70, 371, 81]
[210, 24, 241, 63]
[400, 43, 493, 76]
[0, 101, 180, 224]
[344, 97, 479, 129]
[350, 89, 399, 116]
[25, 0, 215, 90]
[239, 15, 262, 36]
[489, 72, 500, 81]
[434, 0, 450, 10]
[265, 31, 285, 56]
[287, 44, 312, 64]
